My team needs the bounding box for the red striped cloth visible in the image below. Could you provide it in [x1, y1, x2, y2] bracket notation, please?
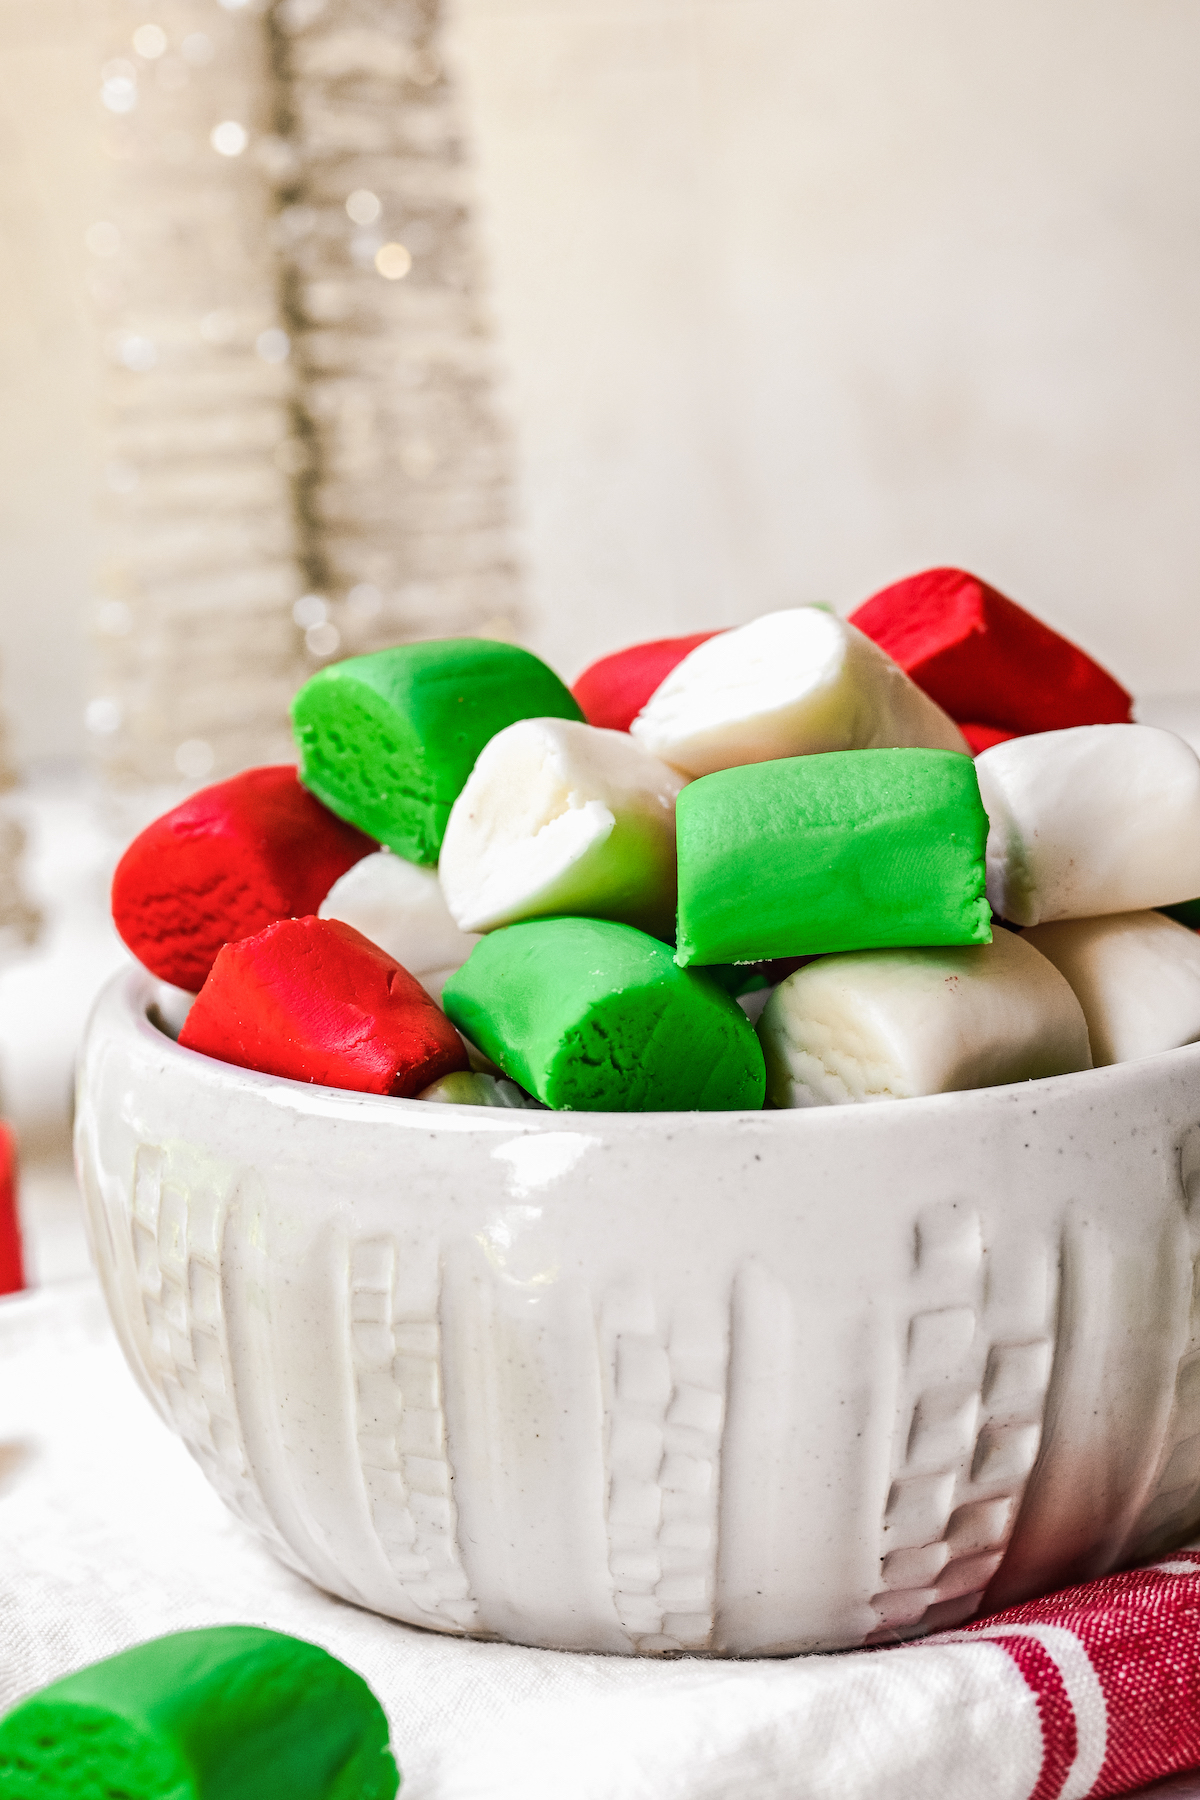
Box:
[923, 1550, 1200, 1798]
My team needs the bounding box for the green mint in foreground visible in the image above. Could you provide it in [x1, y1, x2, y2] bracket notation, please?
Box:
[0, 1625, 399, 1800]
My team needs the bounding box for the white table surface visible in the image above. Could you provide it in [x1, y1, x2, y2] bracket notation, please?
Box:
[1, 1269, 1198, 1799]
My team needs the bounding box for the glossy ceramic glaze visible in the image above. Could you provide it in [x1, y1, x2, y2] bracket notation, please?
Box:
[75, 968, 1200, 1657]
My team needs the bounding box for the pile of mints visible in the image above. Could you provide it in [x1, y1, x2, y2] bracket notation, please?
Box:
[111, 567, 1200, 1111]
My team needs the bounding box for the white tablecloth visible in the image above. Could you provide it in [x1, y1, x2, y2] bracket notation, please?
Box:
[3, 1279, 1199, 1800]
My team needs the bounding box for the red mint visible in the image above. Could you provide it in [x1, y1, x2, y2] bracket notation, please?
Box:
[178, 916, 470, 1097]
[0, 1123, 24, 1298]
[850, 568, 1132, 736]
[112, 765, 375, 993]
[572, 631, 725, 733]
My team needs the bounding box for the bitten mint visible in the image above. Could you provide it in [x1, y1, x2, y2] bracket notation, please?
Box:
[442, 917, 765, 1111]
[291, 638, 583, 863]
[0, 1626, 399, 1800]
[675, 747, 991, 965]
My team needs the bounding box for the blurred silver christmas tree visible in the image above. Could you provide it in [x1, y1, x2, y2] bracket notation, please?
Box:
[90, 0, 306, 789]
[273, 0, 524, 660]
[89, 0, 523, 789]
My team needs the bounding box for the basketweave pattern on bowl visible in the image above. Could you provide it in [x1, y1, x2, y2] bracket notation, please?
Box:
[599, 1284, 728, 1654]
[348, 1236, 480, 1633]
[128, 1144, 286, 1551]
[1125, 1126, 1200, 1557]
[868, 1199, 1056, 1643]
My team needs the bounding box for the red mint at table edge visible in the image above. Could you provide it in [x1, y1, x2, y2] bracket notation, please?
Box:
[112, 765, 376, 995]
[178, 915, 469, 1098]
[572, 630, 725, 732]
[0, 1122, 23, 1297]
[849, 566, 1132, 736]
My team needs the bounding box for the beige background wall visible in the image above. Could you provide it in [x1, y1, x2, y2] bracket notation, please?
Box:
[0, 0, 96, 768]
[448, 0, 1200, 692]
[2, 0, 1200, 768]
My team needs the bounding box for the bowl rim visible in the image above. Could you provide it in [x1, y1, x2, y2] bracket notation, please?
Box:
[82, 964, 1200, 1143]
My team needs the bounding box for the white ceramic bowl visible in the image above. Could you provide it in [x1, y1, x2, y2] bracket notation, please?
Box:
[75, 967, 1200, 1657]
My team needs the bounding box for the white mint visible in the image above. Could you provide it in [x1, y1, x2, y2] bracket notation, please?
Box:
[976, 724, 1200, 927]
[438, 717, 687, 935]
[1023, 910, 1200, 1066]
[758, 928, 1091, 1107]
[319, 851, 480, 996]
[628, 606, 968, 776]
[417, 1071, 539, 1108]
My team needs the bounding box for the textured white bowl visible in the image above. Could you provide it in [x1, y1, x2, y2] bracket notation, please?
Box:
[75, 968, 1200, 1657]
